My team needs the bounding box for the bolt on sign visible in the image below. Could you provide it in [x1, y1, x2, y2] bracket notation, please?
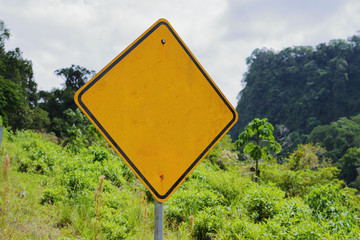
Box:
[74, 19, 238, 202]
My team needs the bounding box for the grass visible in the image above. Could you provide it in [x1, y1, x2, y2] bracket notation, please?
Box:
[1, 129, 360, 239]
[0, 161, 78, 239]
[0, 161, 188, 239]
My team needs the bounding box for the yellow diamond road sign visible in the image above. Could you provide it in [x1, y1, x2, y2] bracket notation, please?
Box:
[74, 19, 238, 202]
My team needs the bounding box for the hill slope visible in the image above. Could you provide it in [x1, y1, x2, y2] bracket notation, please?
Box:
[230, 35, 360, 140]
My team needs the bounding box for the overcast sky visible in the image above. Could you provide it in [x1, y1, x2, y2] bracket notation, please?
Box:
[1, 0, 360, 107]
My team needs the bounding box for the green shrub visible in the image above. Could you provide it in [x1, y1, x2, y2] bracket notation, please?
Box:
[192, 206, 229, 240]
[305, 184, 359, 218]
[89, 145, 109, 163]
[100, 206, 130, 240]
[165, 188, 225, 224]
[243, 183, 284, 222]
[285, 143, 329, 171]
[306, 184, 344, 219]
[101, 160, 126, 188]
[40, 187, 66, 204]
[274, 219, 324, 240]
[185, 160, 251, 204]
[229, 218, 266, 239]
[202, 167, 251, 204]
[101, 220, 128, 240]
[8, 130, 64, 175]
[3, 128, 360, 239]
[262, 163, 340, 196]
[273, 197, 312, 227]
[305, 184, 360, 236]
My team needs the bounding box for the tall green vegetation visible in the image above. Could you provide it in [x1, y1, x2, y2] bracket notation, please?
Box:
[1, 126, 359, 239]
[231, 35, 360, 140]
[236, 118, 281, 179]
[38, 65, 95, 137]
[0, 20, 48, 130]
[231, 34, 360, 190]
[307, 114, 360, 190]
[0, 19, 95, 144]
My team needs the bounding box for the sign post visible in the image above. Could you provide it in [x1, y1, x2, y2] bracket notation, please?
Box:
[154, 200, 163, 240]
[74, 19, 237, 239]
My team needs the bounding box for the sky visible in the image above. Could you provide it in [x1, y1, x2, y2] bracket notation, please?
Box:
[1, 0, 360, 107]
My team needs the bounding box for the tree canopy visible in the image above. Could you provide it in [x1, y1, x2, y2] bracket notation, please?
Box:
[0, 19, 94, 133]
[230, 35, 360, 140]
[55, 64, 95, 91]
[236, 118, 281, 179]
[0, 20, 42, 130]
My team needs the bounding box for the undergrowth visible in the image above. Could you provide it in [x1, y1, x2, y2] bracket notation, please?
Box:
[1, 128, 360, 239]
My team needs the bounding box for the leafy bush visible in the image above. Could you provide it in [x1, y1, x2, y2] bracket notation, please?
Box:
[242, 183, 284, 222]
[192, 206, 229, 240]
[306, 184, 348, 219]
[165, 188, 225, 224]
[273, 197, 312, 226]
[185, 162, 251, 205]
[101, 160, 126, 187]
[9, 130, 65, 175]
[207, 134, 238, 169]
[100, 208, 129, 240]
[88, 145, 110, 163]
[2, 129, 360, 239]
[285, 143, 330, 171]
[40, 186, 66, 204]
[262, 161, 340, 196]
[305, 184, 360, 236]
[101, 220, 128, 240]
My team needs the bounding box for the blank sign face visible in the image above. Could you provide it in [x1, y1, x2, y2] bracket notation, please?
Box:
[75, 19, 237, 202]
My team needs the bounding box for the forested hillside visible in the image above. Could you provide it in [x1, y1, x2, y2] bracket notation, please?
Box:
[230, 36, 360, 139]
[229, 35, 360, 188]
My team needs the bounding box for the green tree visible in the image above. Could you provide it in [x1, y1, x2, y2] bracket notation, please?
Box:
[0, 20, 10, 49]
[309, 115, 360, 162]
[0, 77, 25, 127]
[230, 34, 360, 149]
[338, 147, 360, 185]
[1, 48, 37, 106]
[39, 65, 95, 136]
[308, 115, 360, 186]
[0, 20, 37, 107]
[0, 19, 45, 130]
[285, 143, 329, 171]
[31, 106, 51, 130]
[55, 64, 95, 91]
[236, 118, 281, 180]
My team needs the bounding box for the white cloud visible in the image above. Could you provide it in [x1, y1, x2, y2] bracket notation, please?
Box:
[1, 0, 360, 106]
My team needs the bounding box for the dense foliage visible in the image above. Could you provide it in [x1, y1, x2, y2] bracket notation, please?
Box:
[38, 65, 95, 137]
[0, 19, 94, 137]
[230, 34, 360, 191]
[0, 20, 47, 131]
[1, 127, 360, 239]
[231, 35, 360, 140]
[235, 118, 281, 179]
[307, 114, 360, 189]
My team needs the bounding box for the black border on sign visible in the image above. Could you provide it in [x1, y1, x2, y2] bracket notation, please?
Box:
[77, 20, 237, 200]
